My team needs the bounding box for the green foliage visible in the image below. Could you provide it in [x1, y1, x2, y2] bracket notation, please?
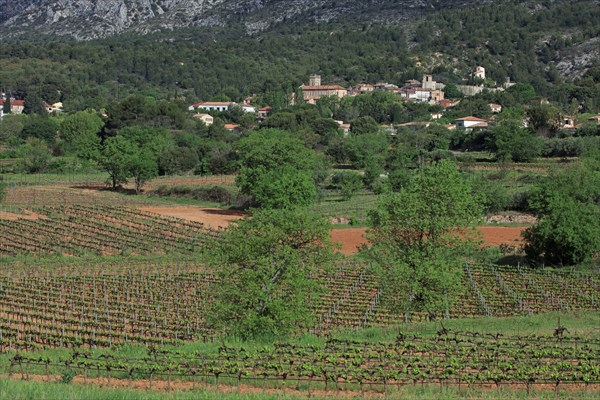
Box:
[490, 122, 542, 162]
[366, 160, 482, 317]
[251, 167, 317, 209]
[524, 156, 600, 265]
[0, 114, 27, 143]
[332, 170, 363, 200]
[235, 129, 323, 209]
[20, 115, 59, 144]
[14, 138, 52, 173]
[206, 208, 335, 339]
[443, 83, 462, 99]
[98, 135, 135, 188]
[60, 110, 104, 160]
[344, 132, 389, 169]
[128, 148, 159, 195]
[0, 179, 5, 204]
[526, 104, 561, 137]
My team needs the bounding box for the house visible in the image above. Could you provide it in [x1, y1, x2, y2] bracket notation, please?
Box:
[414, 88, 433, 103]
[0, 99, 25, 114]
[438, 99, 456, 109]
[398, 87, 417, 100]
[588, 115, 600, 125]
[404, 79, 421, 88]
[430, 89, 444, 103]
[354, 83, 374, 93]
[474, 66, 486, 80]
[44, 101, 63, 113]
[455, 116, 489, 130]
[299, 74, 347, 104]
[489, 103, 502, 113]
[335, 120, 351, 135]
[562, 116, 576, 129]
[188, 101, 233, 112]
[240, 103, 256, 113]
[430, 113, 443, 120]
[257, 106, 272, 121]
[373, 82, 399, 91]
[224, 123, 241, 132]
[193, 113, 214, 126]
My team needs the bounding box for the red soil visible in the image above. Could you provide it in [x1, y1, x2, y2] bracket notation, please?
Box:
[139, 205, 525, 255]
[330, 227, 526, 255]
[139, 206, 244, 229]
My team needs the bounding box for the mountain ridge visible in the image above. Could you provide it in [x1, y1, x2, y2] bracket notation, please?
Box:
[0, 0, 487, 40]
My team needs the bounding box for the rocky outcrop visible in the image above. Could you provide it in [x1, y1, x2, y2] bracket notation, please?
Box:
[0, 0, 481, 40]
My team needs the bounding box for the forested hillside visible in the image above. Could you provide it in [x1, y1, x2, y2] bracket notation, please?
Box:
[0, 0, 597, 111]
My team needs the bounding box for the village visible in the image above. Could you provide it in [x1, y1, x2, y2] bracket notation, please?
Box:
[184, 67, 597, 134]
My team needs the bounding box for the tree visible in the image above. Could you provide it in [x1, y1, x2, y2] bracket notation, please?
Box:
[523, 157, 600, 265]
[20, 115, 59, 144]
[490, 117, 542, 162]
[526, 103, 561, 137]
[98, 135, 135, 189]
[236, 129, 324, 208]
[60, 110, 104, 160]
[15, 138, 52, 173]
[23, 93, 46, 116]
[0, 114, 27, 143]
[128, 148, 158, 194]
[350, 116, 379, 135]
[206, 208, 335, 339]
[251, 167, 317, 209]
[2, 97, 11, 115]
[332, 171, 363, 200]
[366, 160, 482, 319]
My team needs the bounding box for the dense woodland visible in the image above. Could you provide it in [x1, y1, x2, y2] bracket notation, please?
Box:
[0, 0, 598, 110]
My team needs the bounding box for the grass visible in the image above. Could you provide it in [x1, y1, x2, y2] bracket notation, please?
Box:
[333, 311, 600, 342]
[0, 376, 596, 399]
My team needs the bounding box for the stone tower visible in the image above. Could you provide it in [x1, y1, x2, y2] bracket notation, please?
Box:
[422, 74, 435, 90]
[309, 74, 321, 86]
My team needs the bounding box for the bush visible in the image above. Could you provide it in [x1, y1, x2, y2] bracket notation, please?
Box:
[151, 185, 237, 205]
[332, 171, 363, 200]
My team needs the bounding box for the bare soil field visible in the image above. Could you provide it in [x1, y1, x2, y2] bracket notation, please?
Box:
[139, 206, 244, 229]
[331, 226, 525, 255]
[135, 206, 525, 255]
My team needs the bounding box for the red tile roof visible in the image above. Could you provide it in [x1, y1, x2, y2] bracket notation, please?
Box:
[456, 116, 487, 122]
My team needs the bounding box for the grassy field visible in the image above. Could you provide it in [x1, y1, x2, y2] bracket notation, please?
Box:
[1, 378, 596, 400]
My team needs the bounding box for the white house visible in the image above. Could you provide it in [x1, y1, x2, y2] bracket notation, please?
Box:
[489, 103, 502, 113]
[189, 101, 232, 112]
[455, 116, 489, 130]
[240, 103, 256, 113]
[474, 66, 486, 80]
[193, 113, 214, 126]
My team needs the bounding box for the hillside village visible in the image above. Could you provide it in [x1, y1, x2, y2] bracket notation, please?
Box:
[181, 66, 597, 134]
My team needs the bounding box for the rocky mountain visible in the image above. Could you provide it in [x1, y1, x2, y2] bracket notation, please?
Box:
[0, 0, 486, 40]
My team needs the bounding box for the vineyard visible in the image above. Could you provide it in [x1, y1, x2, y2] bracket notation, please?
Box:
[2, 331, 598, 394]
[0, 177, 598, 396]
[0, 260, 597, 352]
[0, 205, 220, 256]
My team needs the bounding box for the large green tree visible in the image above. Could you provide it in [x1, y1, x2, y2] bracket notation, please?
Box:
[60, 110, 104, 160]
[236, 129, 324, 209]
[206, 208, 335, 339]
[98, 126, 168, 191]
[523, 156, 600, 265]
[366, 160, 482, 320]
